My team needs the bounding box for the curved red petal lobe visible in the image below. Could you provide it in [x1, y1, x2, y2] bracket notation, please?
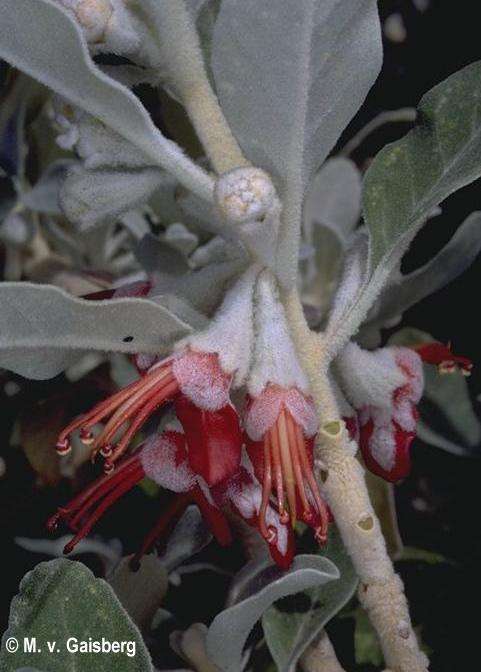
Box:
[360, 417, 415, 483]
[414, 342, 473, 374]
[265, 524, 296, 570]
[175, 396, 242, 487]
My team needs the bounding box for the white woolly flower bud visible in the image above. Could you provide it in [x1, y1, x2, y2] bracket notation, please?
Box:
[57, 0, 140, 55]
[58, 0, 113, 43]
[214, 167, 275, 224]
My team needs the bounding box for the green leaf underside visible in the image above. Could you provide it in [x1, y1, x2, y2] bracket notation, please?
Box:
[364, 60, 481, 273]
[262, 528, 358, 672]
[329, 61, 481, 351]
[0, 283, 197, 379]
[0, 559, 153, 672]
[206, 555, 339, 672]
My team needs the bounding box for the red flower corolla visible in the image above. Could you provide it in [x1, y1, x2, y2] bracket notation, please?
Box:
[358, 349, 422, 482]
[413, 341, 472, 376]
[49, 430, 294, 568]
[56, 349, 242, 484]
[244, 384, 329, 545]
[52, 268, 298, 567]
[338, 341, 472, 483]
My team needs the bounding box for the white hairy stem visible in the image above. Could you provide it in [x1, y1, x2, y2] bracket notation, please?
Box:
[283, 289, 429, 672]
[148, 0, 248, 174]
[300, 632, 346, 672]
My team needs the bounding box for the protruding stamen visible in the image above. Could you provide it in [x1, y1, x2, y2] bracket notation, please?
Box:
[108, 379, 178, 465]
[131, 492, 192, 566]
[269, 425, 287, 522]
[58, 462, 145, 553]
[57, 362, 174, 461]
[285, 412, 312, 520]
[258, 435, 273, 540]
[294, 424, 329, 543]
[276, 411, 297, 527]
[89, 368, 175, 458]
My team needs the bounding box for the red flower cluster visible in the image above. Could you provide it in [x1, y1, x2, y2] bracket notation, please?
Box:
[50, 271, 329, 569]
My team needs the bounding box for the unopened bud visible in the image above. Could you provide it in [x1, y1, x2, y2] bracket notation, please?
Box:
[214, 167, 275, 224]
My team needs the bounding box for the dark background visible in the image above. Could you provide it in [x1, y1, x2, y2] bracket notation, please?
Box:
[1, 1, 481, 670]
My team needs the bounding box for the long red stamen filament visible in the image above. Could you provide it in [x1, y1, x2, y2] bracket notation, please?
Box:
[131, 492, 192, 566]
[259, 435, 273, 540]
[63, 466, 144, 554]
[107, 380, 179, 466]
[277, 411, 297, 527]
[89, 368, 174, 456]
[57, 365, 170, 444]
[294, 424, 329, 542]
[269, 425, 287, 522]
[69, 463, 144, 530]
[47, 454, 141, 532]
[285, 413, 312, 519]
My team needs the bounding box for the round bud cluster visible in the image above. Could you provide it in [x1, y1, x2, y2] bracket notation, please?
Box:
[214, 167, 275, 224]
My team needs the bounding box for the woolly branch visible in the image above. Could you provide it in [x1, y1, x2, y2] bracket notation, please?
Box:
[146, 0, 249, 175]
[283, 288, 429, 672]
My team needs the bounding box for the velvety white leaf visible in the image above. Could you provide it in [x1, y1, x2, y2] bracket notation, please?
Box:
[0, 283, 200, 379]
[0, 0, 213, 200]
[164, 222, 199, 256]
[206, 555, 339, 672]
[263, 529, 357, 672]
[212, 0, 382, 287]
[134, 234, 190, 276]
[21, 160, 74, 215]
[326, 62, 481, 354]
[152, 257, 248, 315]
[303, 157, 362, 243]
[60, 165, 163, 229]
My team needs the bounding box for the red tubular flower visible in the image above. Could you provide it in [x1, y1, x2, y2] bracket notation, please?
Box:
[49, 430, 293, 568]
[244, 385, 329, 546]
[413, 341, 472, 376]
[357, 348, 423, 482]
[56, 349, 241, 483]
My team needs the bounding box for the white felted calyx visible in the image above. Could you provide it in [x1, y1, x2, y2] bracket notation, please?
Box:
[214, 167, 275, 224]
[335, 342, 406, 410]
[140, 433, 195, 493]
[179, 265, 259, 388]
[248, 271, 309, 396]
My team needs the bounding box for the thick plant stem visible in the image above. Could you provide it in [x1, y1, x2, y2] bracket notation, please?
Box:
[283, 288, 429, 672]
[146, 0, 249, 175]
[300, 632, 346, 672]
